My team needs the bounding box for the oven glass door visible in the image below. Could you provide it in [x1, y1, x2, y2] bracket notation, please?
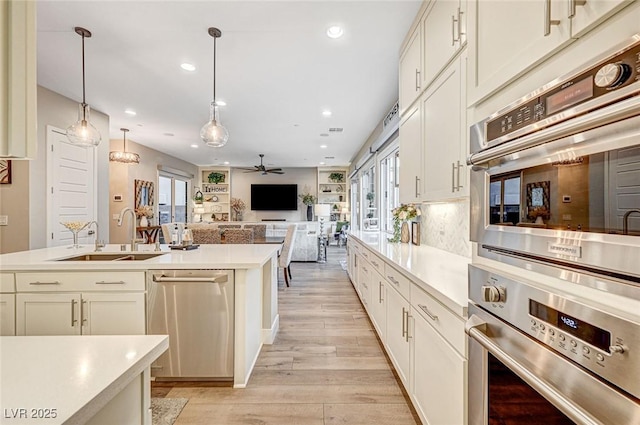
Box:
[488, 353, 574, 424]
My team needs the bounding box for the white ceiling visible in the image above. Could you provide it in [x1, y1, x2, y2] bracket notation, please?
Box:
[36, 0, 421, 168]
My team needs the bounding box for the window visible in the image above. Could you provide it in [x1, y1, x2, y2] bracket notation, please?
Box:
[380, 147, 400, 234]
[361, 162, 378, 230]
[158, 172, 191, 227]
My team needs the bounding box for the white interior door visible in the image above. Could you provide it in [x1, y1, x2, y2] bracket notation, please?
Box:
[46, 126, 96, 247]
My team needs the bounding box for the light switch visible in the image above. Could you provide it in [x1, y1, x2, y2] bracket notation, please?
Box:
[0, 215, 7, 226]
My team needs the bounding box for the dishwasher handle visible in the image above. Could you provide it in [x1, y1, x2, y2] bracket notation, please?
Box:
[152, 274, 228, 283]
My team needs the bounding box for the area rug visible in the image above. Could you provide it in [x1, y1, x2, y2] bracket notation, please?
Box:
[151, 398, 188, 425]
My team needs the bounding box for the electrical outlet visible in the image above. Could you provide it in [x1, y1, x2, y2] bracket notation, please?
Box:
[438, 223, 445, 236]
[0, 215, 8, 226]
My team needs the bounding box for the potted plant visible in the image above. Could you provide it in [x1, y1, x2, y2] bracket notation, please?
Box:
[329, 172, 345, 183]
[299, 191, 317, 221]
[193, 190, 203, 204]
[207, 171, 225, 184]
[366, 192, 375, 207]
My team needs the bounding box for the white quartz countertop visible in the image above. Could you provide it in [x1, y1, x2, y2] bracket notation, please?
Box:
[350, 231, 470, 317]
[0, 335, 168, 424]
[0, 244, 280, 271]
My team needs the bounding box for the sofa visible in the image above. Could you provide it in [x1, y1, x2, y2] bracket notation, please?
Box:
[161, 221, 320, 262]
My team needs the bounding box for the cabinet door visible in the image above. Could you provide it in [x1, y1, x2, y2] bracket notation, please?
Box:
[570, 0, 635, 37]
[399, 103, 423, 204]
[423, 54, 468, 201]
[468, 0, 570, 104]
[385, 285, 410, 386]
[412, 310, 467, 425]
[16, 293, 80, 336]
[369, 269, 387, 341]
[423, 0, 466, 84]
[0, 294, 16, 336]
[399, 28, 422, 114]
[82, 292, 146, 335]
[358, 260, 372, 310]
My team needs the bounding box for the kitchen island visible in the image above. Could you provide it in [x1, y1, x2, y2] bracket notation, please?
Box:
[0, 244, 280, 388]
[0, 334, 168, 425]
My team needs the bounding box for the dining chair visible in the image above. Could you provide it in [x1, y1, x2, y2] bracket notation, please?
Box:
[243, 224, 266, 239]
[278, 224, 297, 287]
[191, 228, 221, 244]
[223, 228, 254, 244]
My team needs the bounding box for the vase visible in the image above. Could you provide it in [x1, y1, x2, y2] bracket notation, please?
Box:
[140, 216, 148, 227]
[306, 205, 313, 221]
[400, 221, 410, 243]
[535, 216, 544, 225]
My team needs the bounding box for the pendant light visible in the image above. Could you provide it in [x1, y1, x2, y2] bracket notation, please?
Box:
[109, 128, 140, 164]
[66, 27, 102, 147]
[200, 27, 229, 147]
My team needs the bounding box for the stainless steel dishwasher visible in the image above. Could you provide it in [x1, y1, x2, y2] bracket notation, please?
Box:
[148, 269, 234, 380]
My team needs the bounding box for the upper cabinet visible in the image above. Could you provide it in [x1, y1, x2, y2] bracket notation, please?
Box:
[468, 0, 636, 105]
[422, 0, 467, 85]
[399, 102, 423, 204]
[0, 0, 37, 159]
[399, 28, 423, 115]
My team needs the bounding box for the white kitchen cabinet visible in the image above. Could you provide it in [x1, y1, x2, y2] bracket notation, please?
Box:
[423, 53, 468, 201]
[0, 294, 16, 335]
[399, 102, 423, 204]
[369, 268, 387, 341]
[16, 292, 145, 336]
[570, 0, 635, 37]
[422, 0, 467, 85]
[400, 27, 423, 115]
[357, 256, 372, 309]
[0, 0, 37, 159]
[385, 283, 411, 386]
[411, 307, 467, 425]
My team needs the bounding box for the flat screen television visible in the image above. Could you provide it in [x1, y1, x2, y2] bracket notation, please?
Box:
[251, 184, 298, 211]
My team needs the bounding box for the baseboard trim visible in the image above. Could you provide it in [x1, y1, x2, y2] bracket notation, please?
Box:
[262, 314, 279, 344]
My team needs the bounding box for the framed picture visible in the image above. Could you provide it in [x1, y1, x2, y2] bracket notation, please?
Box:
[0, 160, 11, 184]
[411, 221, 420, 246]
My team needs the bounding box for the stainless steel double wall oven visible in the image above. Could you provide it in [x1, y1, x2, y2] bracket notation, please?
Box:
[466, 34, 640, 424]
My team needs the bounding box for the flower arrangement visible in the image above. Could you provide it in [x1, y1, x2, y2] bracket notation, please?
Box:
[388, 204, 421, 242]
[329, 172, 345, 183]
[230, 198, 246, 213]
[299, 191, 317, 206]
[528, 207, 550, 220]
[207, 171, 225, 184]
[135, 205, 154, 218]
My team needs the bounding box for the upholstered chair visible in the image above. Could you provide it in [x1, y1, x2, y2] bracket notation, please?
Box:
[278, 224, 298, 286]
[223, 228, 254, 244]
[191, 228, 222, 244]
[243, 224, 266, 239]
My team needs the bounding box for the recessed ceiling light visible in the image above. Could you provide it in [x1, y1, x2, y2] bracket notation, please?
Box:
[320, 144, 327, 148]
[322, 110, 332, 117]
[215, 100, 226, 106]
[190, 144, 198, 148]
[326, 26, 344, 39]
[223, 161, 229, 165]
[319, 161, 326, 165]
[124, 109, 136, 116]
[181, 63, 196, 71]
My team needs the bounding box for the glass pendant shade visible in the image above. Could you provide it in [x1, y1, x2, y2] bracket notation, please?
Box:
[66, 103, 102, 147]
[200, 102, 229, 147]
[109, 128, 139, 164]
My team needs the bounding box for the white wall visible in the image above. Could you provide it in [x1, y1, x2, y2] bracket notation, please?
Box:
[230, 168, 317, 222]
[30, 86, 110, 249]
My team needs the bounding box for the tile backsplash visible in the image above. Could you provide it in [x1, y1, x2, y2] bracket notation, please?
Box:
[419, 199, 471, 258]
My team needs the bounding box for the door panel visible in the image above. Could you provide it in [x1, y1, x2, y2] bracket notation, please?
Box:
[16, 293, 80, 335]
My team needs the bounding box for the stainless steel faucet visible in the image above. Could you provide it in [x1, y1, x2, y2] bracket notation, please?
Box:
[623, 209, 640, 235]
[117, 207, 143, 251]
[87, 220, 104, 251]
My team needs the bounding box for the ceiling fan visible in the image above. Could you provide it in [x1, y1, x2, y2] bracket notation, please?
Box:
[238, 154, 284, 175]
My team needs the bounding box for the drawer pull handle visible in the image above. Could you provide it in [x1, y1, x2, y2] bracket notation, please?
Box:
[81, 300, 88, 324]
[30, 281, 61, 285]
[402, 307, 407, 337]
[371, 260, 379, 267]
[418, 304, 439, 321]
[95, 281, 126, 285]
[71, 299, 77, 326]
[387, 276, 399, 285]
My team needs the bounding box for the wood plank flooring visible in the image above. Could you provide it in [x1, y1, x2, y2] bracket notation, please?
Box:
[154, 246, 420, 425]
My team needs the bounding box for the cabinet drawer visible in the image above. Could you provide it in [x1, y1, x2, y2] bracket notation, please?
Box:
[363, 251, 384, 276]
[385, 265, 411, 301]
[411, 283, 466, 355]
[16, 272, 145, 292]
[0, 273, 16, 293]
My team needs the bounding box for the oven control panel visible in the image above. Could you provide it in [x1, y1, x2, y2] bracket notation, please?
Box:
[484, 35, 640, 144]
[469, 264, 640, 399]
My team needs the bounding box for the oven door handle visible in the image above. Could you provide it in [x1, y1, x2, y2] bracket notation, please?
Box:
[465, 315, 600, 425]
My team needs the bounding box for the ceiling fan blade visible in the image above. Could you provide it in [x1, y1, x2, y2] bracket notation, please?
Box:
[237, 167, 258, 171]
[266, 168, 282, 172]
[269, 170, 285, 174]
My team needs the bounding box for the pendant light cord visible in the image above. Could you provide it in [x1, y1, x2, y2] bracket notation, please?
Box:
[213, 35, 217, 105]
[80, 32, 87, 122]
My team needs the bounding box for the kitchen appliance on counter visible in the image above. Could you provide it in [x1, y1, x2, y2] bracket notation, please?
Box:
[468, 34, 640, 294]
[148, 269, 234, 380]
[466, 264, 640, 425]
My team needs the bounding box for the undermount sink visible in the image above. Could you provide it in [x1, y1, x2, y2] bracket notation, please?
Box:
[56, 253, 166, 261]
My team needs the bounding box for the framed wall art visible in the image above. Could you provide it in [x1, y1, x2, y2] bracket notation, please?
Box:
[0, 160, 11, 184]
[411, 221, 420, 246]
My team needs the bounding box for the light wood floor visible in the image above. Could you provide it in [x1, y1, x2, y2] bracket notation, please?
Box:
[154, 245, 420, 425]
